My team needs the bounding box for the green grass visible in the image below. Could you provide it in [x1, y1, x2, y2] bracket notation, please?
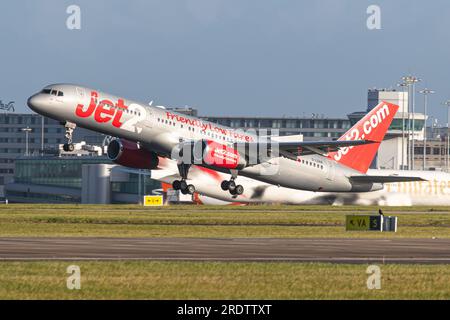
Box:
[1, 205, 450, 299]
[0, 261, 449, 299]
[0, 204, 450, 238]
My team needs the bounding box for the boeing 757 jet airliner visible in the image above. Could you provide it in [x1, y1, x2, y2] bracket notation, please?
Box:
[27, 84, 423, 195]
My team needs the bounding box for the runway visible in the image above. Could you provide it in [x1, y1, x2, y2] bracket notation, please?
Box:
[0, 237, 450, 264]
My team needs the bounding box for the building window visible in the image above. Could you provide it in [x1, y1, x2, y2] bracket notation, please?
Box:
[272, 120, 282, 128]
[285, 120, 298, 128]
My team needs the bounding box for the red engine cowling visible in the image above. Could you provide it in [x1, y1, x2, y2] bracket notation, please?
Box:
[107, 139, 159, 169]
[203, 140, 247, 170]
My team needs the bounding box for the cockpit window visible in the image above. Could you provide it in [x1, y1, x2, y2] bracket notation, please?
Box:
[40, 88, 63, 96]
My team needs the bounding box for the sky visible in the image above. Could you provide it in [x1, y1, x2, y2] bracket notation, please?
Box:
[1, 0, 450, 123]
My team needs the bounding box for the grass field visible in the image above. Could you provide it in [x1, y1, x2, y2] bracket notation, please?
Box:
[0, 204, 450, 299]
[0, 261, 449, 299]
[0, 204, 450, 238]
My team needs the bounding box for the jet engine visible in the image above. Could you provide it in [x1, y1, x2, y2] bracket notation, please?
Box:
[177, 140, 247, 170]
[107, 139, 159, 169]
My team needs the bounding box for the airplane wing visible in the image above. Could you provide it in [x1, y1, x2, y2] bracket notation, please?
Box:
[235, 139, 377, 159]
[350, 175, 427, 183]
[276, 140, 377, 155]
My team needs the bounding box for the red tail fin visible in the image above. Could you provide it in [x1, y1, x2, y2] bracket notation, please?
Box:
[328, 101, 399, 173]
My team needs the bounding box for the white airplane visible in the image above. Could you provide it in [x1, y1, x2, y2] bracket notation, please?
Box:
[147, 158, 450, 206]
[27, 84, 423, 196]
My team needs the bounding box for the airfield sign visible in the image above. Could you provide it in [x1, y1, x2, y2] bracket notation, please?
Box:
[143, 195, 163, 206]
[346, 215, 382, 231]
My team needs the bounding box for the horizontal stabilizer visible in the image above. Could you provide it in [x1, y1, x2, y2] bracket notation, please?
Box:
[350, 175, 427, 184]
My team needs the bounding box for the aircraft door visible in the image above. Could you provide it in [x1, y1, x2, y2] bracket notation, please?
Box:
[141, 106, 153, 130]
[326, 161, 336, 181]
[76, 87, 86, 100]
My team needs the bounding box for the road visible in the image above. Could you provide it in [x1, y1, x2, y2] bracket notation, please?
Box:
[0, 237, 449, 263]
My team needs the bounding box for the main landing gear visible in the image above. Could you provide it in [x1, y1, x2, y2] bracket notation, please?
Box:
[221, 170, 244, 196]
[172, 163, 196, 195]
[62, 121, 76, 152]
[171, 163, 244, 196]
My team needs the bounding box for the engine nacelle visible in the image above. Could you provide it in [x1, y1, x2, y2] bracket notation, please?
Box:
[203, 140, 247, 170]
[177, 140, 247, 170]
[107, 139, 159, 169]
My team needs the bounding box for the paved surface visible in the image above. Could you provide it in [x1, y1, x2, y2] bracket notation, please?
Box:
[0, 237, 449, 264]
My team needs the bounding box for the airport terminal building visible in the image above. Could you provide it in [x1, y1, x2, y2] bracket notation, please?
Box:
[0, 113, 105, 197]
[6, 155, 160, 204]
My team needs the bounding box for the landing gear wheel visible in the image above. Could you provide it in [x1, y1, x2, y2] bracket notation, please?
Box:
[234, 185, 244, 195]
[63, 143, 74, 152]
[173, 180, 181, 190]
[221, 180, 230, 191]
[180, 182, 195, 195]
[186, 184, 196, 195]
[180, 180, 188, 191]
[229, 185, 244, 196]
[228, 180, 236, 191]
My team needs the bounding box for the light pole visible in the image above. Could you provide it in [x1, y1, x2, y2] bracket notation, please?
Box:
[442, 100, 450, 171]
[41, 116, 44, 155]
[397, 82, 408, 170]
[401, 75, 421, 170]
[21, 127, 32, 156]
[419, 89, 435, 170]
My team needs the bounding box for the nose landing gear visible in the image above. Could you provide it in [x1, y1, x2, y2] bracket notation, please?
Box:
[62, 122, 76, 152]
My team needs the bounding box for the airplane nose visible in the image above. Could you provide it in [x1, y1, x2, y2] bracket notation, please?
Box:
[27, 94, 45, 112]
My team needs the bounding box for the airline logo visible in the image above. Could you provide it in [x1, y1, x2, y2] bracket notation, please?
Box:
[203, 141, 241, 169]
[328, 101, 399, 173]
[75, 91, 146, 133]
[362, 104, 390, 136]
[386, 179, 450, 196]
[334, 103, 391, 161]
